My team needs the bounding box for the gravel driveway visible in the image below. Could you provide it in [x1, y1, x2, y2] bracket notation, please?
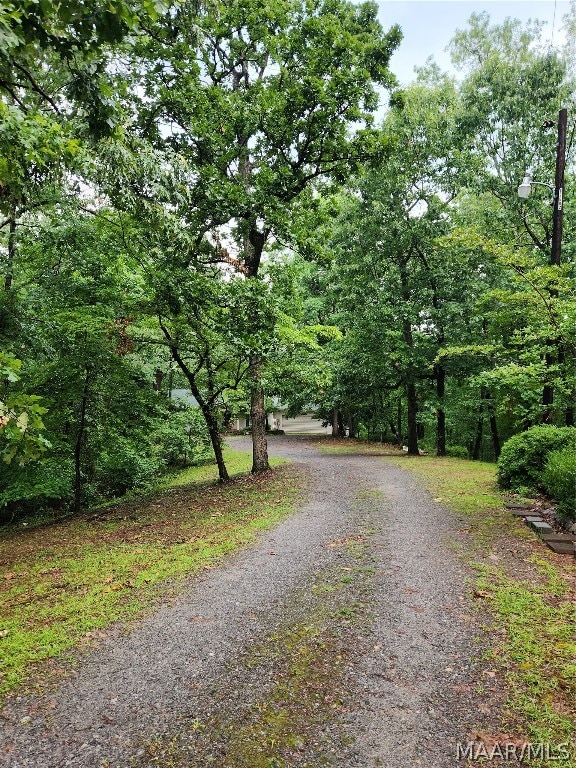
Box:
[1, 437, 496, 767]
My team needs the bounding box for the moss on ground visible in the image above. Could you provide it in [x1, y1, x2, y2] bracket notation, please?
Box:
[139, 533, 377, 768]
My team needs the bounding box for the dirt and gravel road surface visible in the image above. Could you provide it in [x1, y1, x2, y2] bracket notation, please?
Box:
[1, 437, 497, 767]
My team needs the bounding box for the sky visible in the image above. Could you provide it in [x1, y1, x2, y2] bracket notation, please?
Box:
[377, 0, 572, 85]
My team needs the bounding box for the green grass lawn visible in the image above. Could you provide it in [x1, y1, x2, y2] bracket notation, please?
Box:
[0, 448, 303, 698]
[160, 446, 279, 488]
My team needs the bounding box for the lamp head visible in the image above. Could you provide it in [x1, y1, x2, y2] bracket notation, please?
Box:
[518, 176, 532, 199]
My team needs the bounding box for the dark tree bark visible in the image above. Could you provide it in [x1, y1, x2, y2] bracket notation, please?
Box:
[162, 327, 230, 483]
[542, 349, 554, 424]
[4, 216, 16, 291]
[250, 356, 269, 474]
[414, 247, 444, 456]
[471, 407, 483, 461]
[405, 380, 419, 455]
[73, 366, 91, 512]
[436, 363, 446, 457]
[331, 408, 339, 437]
[244, 224, 271, 474]
[541, 109, 567, 422]
[483, 387, 501, 460]
[346, 408, 356, 439]
[558, 349, 575, 426]
[153, 368, 164, 391]
[399, 254, 419, 456]
[488, 410, 501, 459]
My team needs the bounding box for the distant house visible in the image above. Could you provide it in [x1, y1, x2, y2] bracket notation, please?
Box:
[170, 389, 330, 435]
[280, 414, 331, 435]
[234, 408, 330, 435]
[169, 389, 200, 407]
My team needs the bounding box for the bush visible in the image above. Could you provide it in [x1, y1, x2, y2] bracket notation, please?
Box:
[497, 425, 576, 492]
[446, 445, 468, 459]
[0, 457, 73, 520]
[542, 449, 576, 524]
[157, 407, 212, 467]
[95, 436, 163, 498]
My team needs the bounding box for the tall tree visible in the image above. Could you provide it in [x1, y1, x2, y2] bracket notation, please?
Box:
[116, 0, 401, 473]
[450, 12, 575, 422]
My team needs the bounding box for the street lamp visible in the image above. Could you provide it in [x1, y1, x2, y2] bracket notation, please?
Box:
[517, 108, 569, 424]
[517, 175, 554, 199]
[517, 108, 567, 267]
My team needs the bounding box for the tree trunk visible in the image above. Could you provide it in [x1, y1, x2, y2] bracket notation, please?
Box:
[153, 368, 164, 392]
[406, 380, 419, 455]
[540, 111, 567, 422]
[243, 224, 271, 473]
[483, 388, 501, 460]
[331, 408, 339, 437]
[73, 367, 91, 513]
[346, 408, 356, 439]
[204, 409, 229, 483]
[164, 333, 230, 482]
[396, 399, 403, 446]
[558, 349, 575, 425]
[250, 356, 269, 473]
[4, 216, 16, 291]
[399, 254, 419, 456]
[472, 409, 483, 461]
[489, 411, 500, 460]
[436, 363, 446, 456]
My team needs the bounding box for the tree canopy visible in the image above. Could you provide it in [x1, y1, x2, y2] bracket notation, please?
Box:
[1, 3, 574, 515]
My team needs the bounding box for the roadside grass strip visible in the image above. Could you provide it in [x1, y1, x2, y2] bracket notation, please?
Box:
[385, 453, 576, 767]
[0, 451, 302, 698]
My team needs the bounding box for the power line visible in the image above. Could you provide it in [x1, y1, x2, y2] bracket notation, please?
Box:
[551, 0, 558, 49]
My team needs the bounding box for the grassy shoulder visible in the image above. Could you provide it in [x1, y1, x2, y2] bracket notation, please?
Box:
[0, 448, 303, 699]
[385, 452, 576, 766]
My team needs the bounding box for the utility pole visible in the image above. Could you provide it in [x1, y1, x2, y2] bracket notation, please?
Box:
[543, 108, 568, 422]
[550, 108, 567, 267]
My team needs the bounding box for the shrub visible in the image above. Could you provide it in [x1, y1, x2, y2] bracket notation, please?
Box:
[0, 457, 73, 520]
[497, 425, 576, 492]
[542, 449, 576, 524]
[157, 407, 212, 467]
[95, 436, 163, 497]
[446, 445, 468, 459]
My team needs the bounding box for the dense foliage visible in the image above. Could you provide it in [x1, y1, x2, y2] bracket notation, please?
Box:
[542, 448, 576, 523]
[1, 2, 575, 516]
[496, 426, 576, 492]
